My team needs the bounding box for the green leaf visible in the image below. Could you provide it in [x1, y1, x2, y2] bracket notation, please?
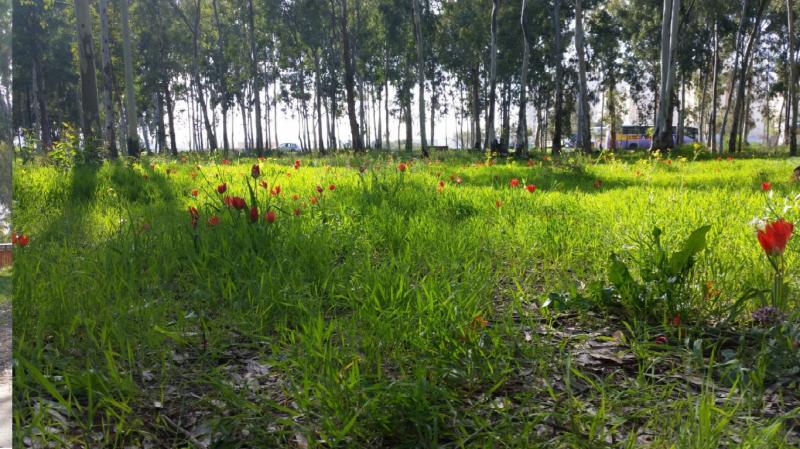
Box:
[668, 225, 711, 275]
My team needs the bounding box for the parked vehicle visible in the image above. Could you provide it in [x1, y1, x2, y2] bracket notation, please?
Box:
[606, 125, 697, 150]
[278, 143, 302, 152]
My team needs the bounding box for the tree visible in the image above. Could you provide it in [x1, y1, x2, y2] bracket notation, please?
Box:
[651, 0, 681, 151]
[338, 0, 363, 151]
[412, 0, 428, 156]
[98, 0, 117, 157]
[574, 0, 591, 154]
[74, 0, 101, 154]
[487, 0, 499, 151]
[787, 0, 797, 155]
[515, 0, 529, 155]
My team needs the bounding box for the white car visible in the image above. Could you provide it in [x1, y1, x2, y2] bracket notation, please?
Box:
[278, 143, 302, 152]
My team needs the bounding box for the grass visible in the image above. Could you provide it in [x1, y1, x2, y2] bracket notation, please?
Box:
[0, 270, 9, 303]
[12, 149, 800, 447]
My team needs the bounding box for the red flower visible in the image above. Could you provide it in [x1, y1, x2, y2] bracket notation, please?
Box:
[189, 206, 199, 229]
[259, 180, 268, 189]
[510, 178, 520, 188]
[526, 184, 536, 193]
[666, 159, 672, 165]
[285, 172, 291, 177]
[222, 159, 231, 165]
[191, 189, 199, 197]
[208, 215, 220, 226]
[762, 182, 771, 191]
[217, 183, 227, 194]
[224, 196, 233, 207]
[472, 315, 489, 329]
[265, 210, 276, 223]
[655, 335, 668, 345]
[439, 180, 445, 188]
[593, 180, 602, 189]
[527, 159, 534, 167]
[310, 196, 318, 205]
[328, 184, 336, 191]
[316, 185, 324, 193]
[251, 164, 261, 178]
[249, 205, 259, 223]
[294, 208, 302, 216]
[398, 162, 407, 172]
[495, 200, 502, 208]
[727, 156, 733, 161]
[294, 159, 301, 169]
[12, 233, 29, 247]
[670, 314, 681, 327]
[292, 194, 299, 201]
[271, 185, 281, 196]
[455, 177, 462, 184]
[757, 218, 794, 256]
[191, 172, 197, 178]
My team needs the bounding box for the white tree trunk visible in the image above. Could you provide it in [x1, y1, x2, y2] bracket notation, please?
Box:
[120, 0, 139, 156]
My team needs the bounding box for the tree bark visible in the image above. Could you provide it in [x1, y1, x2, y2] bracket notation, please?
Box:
[212, 0, 230, 154]
[119, 0, 140, 156]
[487, 0, 499, 150]
[412, 0, 428, 156]
[516, 0, 530, 155]
[246, 0, 263, 154]
[337, 0, 363, 151]
[74, 0, 101, 155]
[552, 0, 564, 156]
[98, 0, 117, 157]
[652, 0, 681, 150]
[575, 0, 591, 153]
[789, 0, 797, 155]
[471, 65, 481, 148]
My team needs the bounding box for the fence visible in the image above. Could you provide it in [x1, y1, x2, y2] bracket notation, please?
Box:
[0, 243, 10, 268]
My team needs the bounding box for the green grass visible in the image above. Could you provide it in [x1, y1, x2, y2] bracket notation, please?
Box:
[13, 150, 800, 447]
[0, 270, 10, 303]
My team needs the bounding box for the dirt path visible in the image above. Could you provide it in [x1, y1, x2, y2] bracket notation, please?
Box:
[0, 300, 11, 448]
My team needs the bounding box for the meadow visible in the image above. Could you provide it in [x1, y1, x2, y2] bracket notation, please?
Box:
[12, 149, 800, 448]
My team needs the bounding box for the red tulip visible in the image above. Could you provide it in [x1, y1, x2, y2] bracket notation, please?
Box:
[251, 164, 261, 178]
[265, 210, 276, 223]
[398, 162, 407, 172]
[328, 184, 336, 191]
[249, 205, 259, 222]
[292, 194, 299, 201]
[271, 185, 281, 196]
[495, 200, 502, 208]
[655, 335, 668, 345]
[510, 178, 520, 188]
[189, 206, 199, 228]
[13, 233, 29, 247]
[670, 314, 681, 327]
[439, 180, 445, 188]
[762, 182, 771, 191]
[217, 183, 227, 194]
[316, 185, 324, 193]
[208, 215, 220, 226]
[222, 159, 231, 165]
[294, 208, 302, 216]
[259, 180, 268, 189]
[310, 196, 318, 205]
[191, 172, 197, 178]
[233, 197, 247, 210]
[294, 159, 301, 169]
[757, 218, 794, 256]
[191, 189, 199, 197]
[526, 184, 536, 193]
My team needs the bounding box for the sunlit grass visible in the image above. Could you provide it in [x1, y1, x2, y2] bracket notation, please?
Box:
[12, 151, 800, 447]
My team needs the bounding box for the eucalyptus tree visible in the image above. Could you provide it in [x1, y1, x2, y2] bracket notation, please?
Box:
[74, 0, 101, 154]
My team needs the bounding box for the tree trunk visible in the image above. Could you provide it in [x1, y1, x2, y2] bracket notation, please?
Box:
[98, 0, 117, 157]
[515, 0, 530, 155]
[728, 0, 767, 153]
[412, 0, 428, 156]
[165, 83, 177, 152]
[212, 0, 230, 154]
[720, 0, 748, 153]
[471, 65, 481, 148]
[315, 49, 326, 154]
[709, 19, 719, 151]
[119, 0, 140, 156]
[246, 0, 263, 155]
[552, 0, 563, 156]
[575, 0, 591, 153]
[789, 0, 797, 155]
[74, 0, 101, 155]
[487, 0, 499, 150]
[652, 0, 681, 150]
[337, 0, 363, 151]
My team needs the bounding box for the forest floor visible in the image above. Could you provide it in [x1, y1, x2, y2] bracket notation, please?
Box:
[11, 149, 800, 448]
[0, 270, 11, 448]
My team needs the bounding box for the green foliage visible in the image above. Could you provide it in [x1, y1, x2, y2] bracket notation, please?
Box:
[608, 225, 710, 323]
